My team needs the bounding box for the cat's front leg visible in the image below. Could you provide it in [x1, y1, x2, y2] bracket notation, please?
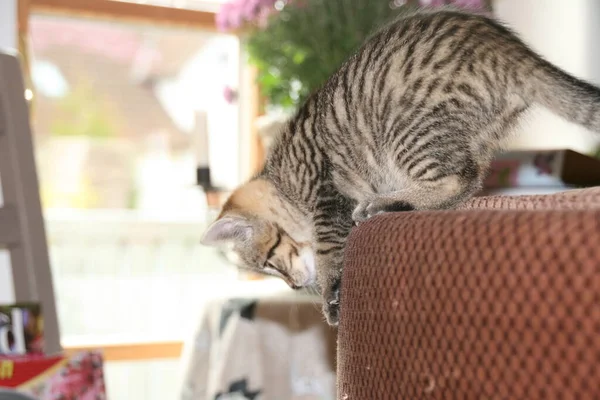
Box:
[313, 188, 354, 326]
[314, 244, 344, 326]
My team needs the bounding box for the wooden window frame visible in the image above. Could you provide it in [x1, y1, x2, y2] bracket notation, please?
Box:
[22, 0, 217, 32]
[63, 339, 183, 361]
[21, 0, 265, 175]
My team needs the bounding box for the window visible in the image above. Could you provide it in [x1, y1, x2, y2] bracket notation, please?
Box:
[30, 14, 242, 212]
[27, 10, 253, 399]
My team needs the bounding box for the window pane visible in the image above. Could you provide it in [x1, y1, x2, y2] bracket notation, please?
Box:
[30, 15, 241, 212]
[29, 15, 245, 341]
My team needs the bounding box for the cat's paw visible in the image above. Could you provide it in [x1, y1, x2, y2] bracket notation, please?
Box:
[352, 198, 414, 224]
[323, 299, 339, 326]
[351, 200, 380, 224]
[322, 282, 341, 326]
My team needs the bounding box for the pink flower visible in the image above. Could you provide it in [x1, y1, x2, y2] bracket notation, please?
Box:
[243, 0, 263, 21]
[419, 0, 447, 6]
[21, 352, 107, 400]
[216, 0, 280, 32]
[451, 0, 485, 8]
[47, 352, 106, 399]
[419, 0, 485, 8]
[223, 86, 238, 104]
[218, 1, 244, 31]
[215, 4, 232, 31]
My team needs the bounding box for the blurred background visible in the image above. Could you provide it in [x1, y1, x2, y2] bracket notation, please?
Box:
[1, 0, 600, 399]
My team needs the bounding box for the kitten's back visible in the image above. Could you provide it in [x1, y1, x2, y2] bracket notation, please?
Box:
[396, 10, 600, 133]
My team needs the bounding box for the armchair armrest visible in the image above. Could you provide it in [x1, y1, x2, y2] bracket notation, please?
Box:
[338, 191, 600, 399]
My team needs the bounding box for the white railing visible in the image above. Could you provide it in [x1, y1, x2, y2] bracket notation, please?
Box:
[44, 208, 238, 340]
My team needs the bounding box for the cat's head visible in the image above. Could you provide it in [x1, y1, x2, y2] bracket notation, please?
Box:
[201, 178, 316, 289]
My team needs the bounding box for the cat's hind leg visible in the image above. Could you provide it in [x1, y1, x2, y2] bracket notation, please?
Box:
[352, 168, 482, 223]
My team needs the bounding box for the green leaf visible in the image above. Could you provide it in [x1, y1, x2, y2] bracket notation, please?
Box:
[243, 0, 412, 110]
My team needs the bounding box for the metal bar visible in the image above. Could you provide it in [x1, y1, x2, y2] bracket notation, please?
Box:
[0, 52, 61, 354]
[0, 206, 21, 245]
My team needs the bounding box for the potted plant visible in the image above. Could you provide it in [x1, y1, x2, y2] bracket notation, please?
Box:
[217, 0, 490, 149]
[217, 0, 410, 149]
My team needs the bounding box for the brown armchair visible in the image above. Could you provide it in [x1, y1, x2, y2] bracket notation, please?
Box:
[337, 187, 600, 399]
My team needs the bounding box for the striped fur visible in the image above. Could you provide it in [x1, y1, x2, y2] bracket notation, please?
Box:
[203, 9, 600, 325]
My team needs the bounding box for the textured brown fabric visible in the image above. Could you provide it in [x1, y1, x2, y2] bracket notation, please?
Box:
[338, 187, 600, 400]
[461, 187, 600, 211]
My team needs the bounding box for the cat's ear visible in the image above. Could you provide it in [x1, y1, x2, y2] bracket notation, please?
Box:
[201, 216, 253, 246]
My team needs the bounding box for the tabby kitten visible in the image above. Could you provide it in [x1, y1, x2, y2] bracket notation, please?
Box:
[202, 9, 600, 325]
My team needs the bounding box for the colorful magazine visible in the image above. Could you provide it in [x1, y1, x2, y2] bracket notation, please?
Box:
[0, 351, 106, 399]
[0, 303, 44, 357]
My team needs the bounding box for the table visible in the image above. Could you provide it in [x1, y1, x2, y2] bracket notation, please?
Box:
[179, 285, 337, 400]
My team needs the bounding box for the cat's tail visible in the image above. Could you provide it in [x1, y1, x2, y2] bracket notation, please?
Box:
[527, 53, 600, 134]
